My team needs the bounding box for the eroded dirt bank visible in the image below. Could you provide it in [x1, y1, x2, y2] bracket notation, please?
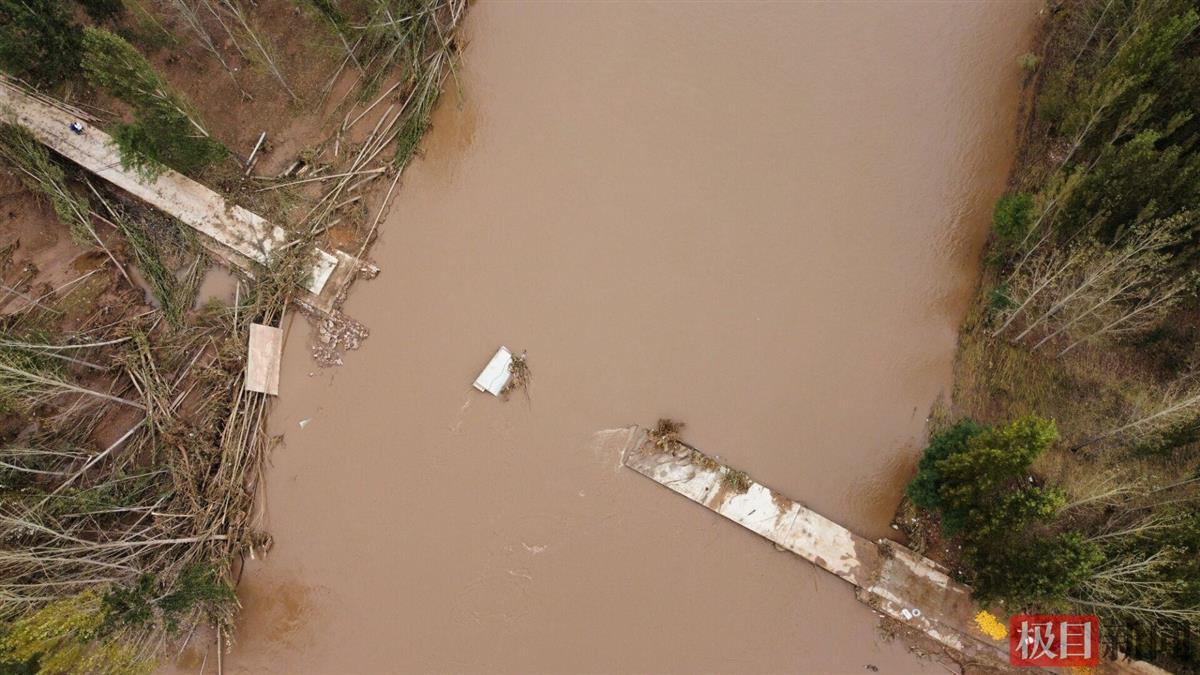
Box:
[221, 2, 1038, 672]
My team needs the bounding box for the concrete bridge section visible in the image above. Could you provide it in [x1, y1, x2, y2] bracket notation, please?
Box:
[0, 77, 367, 316]
[616, 426, 1165, 674]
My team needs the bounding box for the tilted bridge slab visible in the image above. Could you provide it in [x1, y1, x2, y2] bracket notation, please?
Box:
[616, 426, 1159, 674]
[0, 77, 369, 317]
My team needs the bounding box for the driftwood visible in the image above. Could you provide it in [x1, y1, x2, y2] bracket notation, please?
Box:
[244, 131, 267, 176]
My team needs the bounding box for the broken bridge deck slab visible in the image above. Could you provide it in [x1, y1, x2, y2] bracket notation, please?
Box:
[621, 427, 1167, 673]
[0, 78, 366, 316]
[617, 426, 1155, 672]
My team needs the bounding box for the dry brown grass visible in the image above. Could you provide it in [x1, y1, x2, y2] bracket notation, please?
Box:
[720, 468, 752, 494]
[647, 418, 685, 454]
[0, 238, 314, 669]
[501, 350, 531, 401]
[690, 449, 720, 472]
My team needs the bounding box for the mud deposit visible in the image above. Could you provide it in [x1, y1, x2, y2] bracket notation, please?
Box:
[223, 2, 1037, 672]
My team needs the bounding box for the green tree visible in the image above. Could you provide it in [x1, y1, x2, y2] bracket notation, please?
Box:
[906, 416, 1101, 608]
[0, 0, 82, 87]
[1057, 128, 1199, 243]
[963, 487, 1065, 542]
[110, 106, 226, 178]
[971, 533, 1104, 607]
[906, 418, 983, 510]
[933, 415, 1059, 532]
[74, 0, 123, 22]
[992, 193, 1035, 245]
[1032, 0, 1200, 266]
[80, 28, 226, 177]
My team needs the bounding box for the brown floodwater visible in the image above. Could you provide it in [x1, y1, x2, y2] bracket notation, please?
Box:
[218, 2, 1038, 673]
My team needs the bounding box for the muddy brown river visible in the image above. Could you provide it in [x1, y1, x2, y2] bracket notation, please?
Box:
[216, 2, 1038, 672]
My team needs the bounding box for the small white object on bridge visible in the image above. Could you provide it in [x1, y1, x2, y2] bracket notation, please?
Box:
[473, 346, 513, 396]
[245, 323, 283, 395]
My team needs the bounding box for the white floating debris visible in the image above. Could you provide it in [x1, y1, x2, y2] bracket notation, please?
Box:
[245, 323, 283, 395]
[298, 418, 311, 429]
[900, 608, 923, 620]
[473, 346, 513, 396]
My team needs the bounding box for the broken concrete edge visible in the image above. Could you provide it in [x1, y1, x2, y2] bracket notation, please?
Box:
[192, 234, 369, 322]
[307, 249, 339, 295]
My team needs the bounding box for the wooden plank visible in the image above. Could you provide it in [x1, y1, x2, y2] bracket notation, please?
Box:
[245, 324, 283, 395]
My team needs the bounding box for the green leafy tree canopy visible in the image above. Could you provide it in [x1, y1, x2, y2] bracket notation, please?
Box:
[0, 0, 82, 87]
[80, 28, 226, 177]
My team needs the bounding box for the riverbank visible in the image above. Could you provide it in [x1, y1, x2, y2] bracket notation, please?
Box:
[0, 2, 462, 671]
[897, 1, 1200, 670]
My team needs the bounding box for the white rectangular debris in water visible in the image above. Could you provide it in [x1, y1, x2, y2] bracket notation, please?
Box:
[473, 346, 513, 396]
[246, 323, 283, 395]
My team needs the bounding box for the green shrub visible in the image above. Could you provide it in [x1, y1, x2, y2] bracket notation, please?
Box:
[74, 0, 123, 21]
[992, 192, 1035, 244]
[81, 28, 226, 177]
[906, 416, 1096, 608]
[0, 592, 153, 675]
[0, 0, 82, 87]
[102, 575, 157, 629]
[1035, 63, 1073, 129]
[158, 562, 235, 629]
[970, 533, 1103, 607]
[987, 281, 1017, 314]
[906, 418, 983, 510]
[101, 563, 235, 634]
[297, 0, 347, 28]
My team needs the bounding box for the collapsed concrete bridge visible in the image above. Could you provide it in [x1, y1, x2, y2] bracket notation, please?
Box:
[608, 426, 1165, 674]
[0, 77, 369, 318]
